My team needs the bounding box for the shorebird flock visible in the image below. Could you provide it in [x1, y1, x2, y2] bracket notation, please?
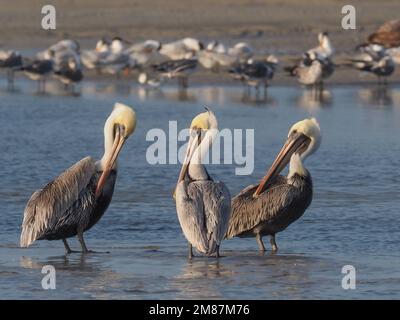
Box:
[1, 19, 399, 97]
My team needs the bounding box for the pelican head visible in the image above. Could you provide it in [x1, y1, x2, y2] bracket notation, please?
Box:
[96, 103, 136, 197]
[173, 108, 218, 197]
[254, 118, 321, 196]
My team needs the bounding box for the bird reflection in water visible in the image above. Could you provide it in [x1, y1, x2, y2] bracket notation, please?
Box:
[172, 259, 227, 299]
[358, 85, 394, 108]
[86, 82, 132, 96]
[20, 254, 91, 271]
[296, 88, 332, 110]
[241, 87, 276, 106]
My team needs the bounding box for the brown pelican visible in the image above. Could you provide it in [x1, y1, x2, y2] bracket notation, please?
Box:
[174, 109, 231, 258]
[226, 118, 321, 252]
[20, 103, 136, 253]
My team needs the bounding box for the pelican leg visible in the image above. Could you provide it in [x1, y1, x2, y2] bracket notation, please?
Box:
[215, 245, 220, 259]
[270, 234, 278, 253]
[77, 231, 91, 253]
[256, 233, 266, 252]
[62, 238, 77, 254]
[188, 242, 194, 259]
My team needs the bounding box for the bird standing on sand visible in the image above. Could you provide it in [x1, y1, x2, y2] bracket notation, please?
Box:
[20, 103, 136, 253]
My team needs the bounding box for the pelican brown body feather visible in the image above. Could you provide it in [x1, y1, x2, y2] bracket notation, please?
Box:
[20, 157, 117, 247]
[226, 173, 312, 240]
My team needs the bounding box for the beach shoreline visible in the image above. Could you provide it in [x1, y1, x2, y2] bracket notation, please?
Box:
[1, 1, 399, 85]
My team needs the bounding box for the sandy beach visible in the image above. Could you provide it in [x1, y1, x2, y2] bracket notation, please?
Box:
[0, 0, 399, 85]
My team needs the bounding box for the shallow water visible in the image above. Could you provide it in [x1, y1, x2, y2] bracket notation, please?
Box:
[0, 79, 400, 299]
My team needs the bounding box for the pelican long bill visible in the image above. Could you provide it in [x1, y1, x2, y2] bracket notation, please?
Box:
[253, 132, 311, 197]
[96, 125, 126, 198]
[173, 129, 201, 198]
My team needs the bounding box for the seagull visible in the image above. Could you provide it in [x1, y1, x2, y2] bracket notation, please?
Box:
[22, 56, 54, 93]
[160, 38, 204, 60]
[227, 42, 254, 63]
[154, 58, 198, 88]
[0, 50, 23, 89]
[53, 56, 83, 94]
[350, 44, 395, 85]
[125, 40, 163, 69]
[98, 37, 133, 76]
[198, 45, 237, 71]
[230, 55, 279, 97]
[81, 38, 111, 72]
[306, 32, 335, 59]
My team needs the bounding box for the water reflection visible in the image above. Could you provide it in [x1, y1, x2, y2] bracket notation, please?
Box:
[358, 85, 394, 108]
[296, 88, 332, 110]
[20, 253, 94, 271]
[85, 82, 132, 96]
[172, 259, 227, 299]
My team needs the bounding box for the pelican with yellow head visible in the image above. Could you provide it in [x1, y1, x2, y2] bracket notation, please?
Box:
[226, 118, 321, 253]
[20, 102, 136, 253]
[175, 108, 231, 259]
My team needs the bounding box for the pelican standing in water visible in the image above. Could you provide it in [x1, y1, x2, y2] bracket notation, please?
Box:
[226, 118, 321, 252]
[174, 109, 231, 258]
[20, 103, 136, 253]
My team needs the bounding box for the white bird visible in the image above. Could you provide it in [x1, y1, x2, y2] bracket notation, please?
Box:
[198, 47, 237, 71]
[306, 32, 335, 59]
[174, 108, 231, 258]
[386, 47, 400, 64]
[350, 44, 395, 84]
[81, 38, 111, 70]
[227, 42, 254, 63]
[125, 40, 163, 68]
[206, 41, 226, 54]
[98, 37, 133, 76]
[138, 72, 162, 89]
[160, 37, 204, 60]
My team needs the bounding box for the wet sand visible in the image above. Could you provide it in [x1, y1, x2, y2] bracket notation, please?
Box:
[0, 0, 400, 84]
